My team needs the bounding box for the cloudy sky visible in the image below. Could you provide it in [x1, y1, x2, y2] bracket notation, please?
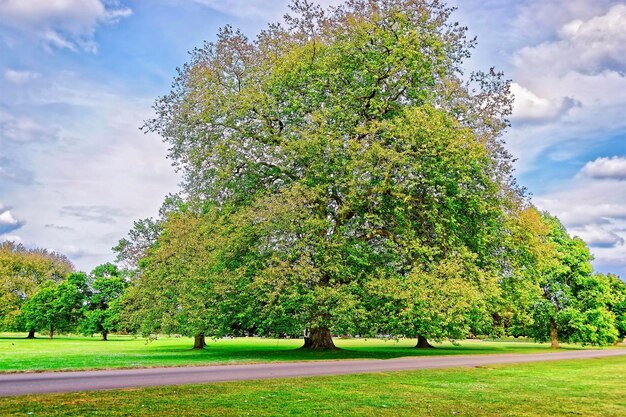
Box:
[1, 0, 625, 277]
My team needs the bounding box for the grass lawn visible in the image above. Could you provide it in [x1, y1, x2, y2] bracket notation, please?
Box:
[0, 332, 615, 373]
[2, 356, 625, 416]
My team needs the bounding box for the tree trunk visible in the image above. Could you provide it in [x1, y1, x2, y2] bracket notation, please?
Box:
[415, 334, 434, 349]
[550, 317, 559, 349]
[301, 327, 336, 349]
[26, 329, 36, 339]
[102, 331, 108, 341]
[49, 325, 54, 339]
[193, 333, 206, 349]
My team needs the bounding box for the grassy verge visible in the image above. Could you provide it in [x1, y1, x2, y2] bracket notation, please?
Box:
[0, 333, 613, 373]
[2, 356, 625, 416]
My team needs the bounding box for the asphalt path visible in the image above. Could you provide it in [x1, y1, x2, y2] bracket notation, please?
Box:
[2, 349, 625, 397]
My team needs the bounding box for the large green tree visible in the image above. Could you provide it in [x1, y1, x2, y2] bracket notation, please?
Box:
[0, 242, 73, 337]
[138, 0, 520, 348]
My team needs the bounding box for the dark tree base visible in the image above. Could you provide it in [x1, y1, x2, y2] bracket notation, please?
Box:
[415, 335, 435, 349]
[193, 334, 206, 349]
[550, 318, 560, 349]
[26, 330, 36, 339]
[300, 328, 337, 350]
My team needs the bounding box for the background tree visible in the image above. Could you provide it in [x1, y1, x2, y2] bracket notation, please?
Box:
[512, 212, 620, 347]
[606, 274, 626, 341]
[81, 263, 127, 341]
[20, 272, 88, 338]
[122, 208, 238, 349]
[113, 194, 183, 271]
[0, 242, 73, 337]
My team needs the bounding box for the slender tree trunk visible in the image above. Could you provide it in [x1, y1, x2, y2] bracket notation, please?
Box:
[26, 329, 36, 339]
[550, 317, 559, 349]
[301, 327, 336, 349]
[193, 333, 206, 349]
[102, 331, 108, 341]
[49, 325, 54, 339]
[415, 334, 434, 349]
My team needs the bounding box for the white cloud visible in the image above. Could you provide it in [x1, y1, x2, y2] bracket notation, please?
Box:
[510, 82, 580, 122]
[4, 69, 41, 84]
[514, 4, 626, 76]
[0, 0, 131, 52]
[0, 204, 25, 234]
[580, 156, 626, 180]
[505, 4, 626, 174]
[571, 224, 625, 248]
[512, 0, 618, 44]
[535, 178, 626, 276]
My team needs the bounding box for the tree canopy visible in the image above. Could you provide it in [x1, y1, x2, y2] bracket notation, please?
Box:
[114, 0, 625, 349]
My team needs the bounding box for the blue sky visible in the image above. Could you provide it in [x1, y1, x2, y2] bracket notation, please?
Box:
[1, 0, 625, 277]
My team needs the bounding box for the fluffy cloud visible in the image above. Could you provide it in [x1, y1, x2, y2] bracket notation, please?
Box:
[505, 3, 626, 174]
[580, 156, 626, 180]
[534, 176, 626, 276]
[0, 205, 25, 235]
[510, 82, 580, 122]
[571, 224, 625, 248]
[512, 0, 618, 44]
[514, 4, 626, 76]
[0, 0, 131, 52]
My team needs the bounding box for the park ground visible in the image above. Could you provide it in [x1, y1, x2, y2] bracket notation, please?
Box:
[0, 333, 619, 373]
[0, 355, 625, 416]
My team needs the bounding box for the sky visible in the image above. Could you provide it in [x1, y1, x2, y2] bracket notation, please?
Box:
[0, 0, 625, 277]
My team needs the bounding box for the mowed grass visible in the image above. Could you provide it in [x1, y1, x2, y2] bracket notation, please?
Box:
[0, 332, 613, 373]
[2, 356, 626, 416]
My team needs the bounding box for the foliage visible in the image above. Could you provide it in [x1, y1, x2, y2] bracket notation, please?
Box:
[19, 273, 88, 337]
[137, 0, 520, 347]
[504, 209, 621, 346]
[80, 263, 128, 340]
[113, 194, 183, 270]
[0, 242, 73, 332]
[121, 208, 241, 342]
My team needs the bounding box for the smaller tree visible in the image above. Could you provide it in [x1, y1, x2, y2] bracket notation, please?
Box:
[512, 212, 620, 347]
[81, 263, 127, 341]
[605, 273, 626, 342]
[20, 273, 88, 338]
[122, 208, 235, 349]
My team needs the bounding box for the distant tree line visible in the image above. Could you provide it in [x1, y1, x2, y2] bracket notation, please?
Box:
[0, 243, 127, 340]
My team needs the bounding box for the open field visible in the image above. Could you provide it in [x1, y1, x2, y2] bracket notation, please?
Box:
[2, 356, 625, 416]
[0, 333, 616, 373]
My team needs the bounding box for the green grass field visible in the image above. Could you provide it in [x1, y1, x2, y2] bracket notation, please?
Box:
[2, 356, 625, 416]
[0, 332, 613, 373]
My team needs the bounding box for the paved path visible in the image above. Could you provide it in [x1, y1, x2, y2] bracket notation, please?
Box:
[2, 349, 625, 397]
